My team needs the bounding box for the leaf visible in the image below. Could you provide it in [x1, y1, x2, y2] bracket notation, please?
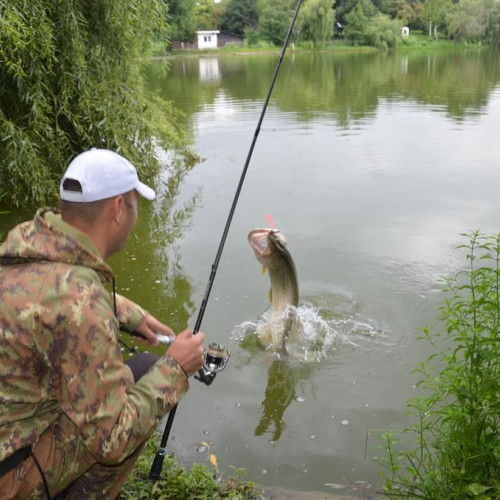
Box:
[466, 483, 491, 496]
[209, 453, 218, 468]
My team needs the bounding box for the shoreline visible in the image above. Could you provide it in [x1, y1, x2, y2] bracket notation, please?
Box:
[150, 37, 486, 60]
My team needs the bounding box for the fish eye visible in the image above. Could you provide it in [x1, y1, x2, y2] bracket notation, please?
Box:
[270, 231, 287, 247]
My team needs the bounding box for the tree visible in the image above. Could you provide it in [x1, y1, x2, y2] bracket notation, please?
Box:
[365, 13, 401, 48]
[0, 0, 188, 206]
[445, 0, 490, 42]
[259, 6, 293, 45]
[336, 0, 361, 24]
[167, 0, 198, 42]
[409, 1, 426, 30]
[298, 0, 336, 47]
[486, 0, 500, 48]
[221, 0, 259, 35]
[422, 0, 452, 39]
[256, 0, 296, 45]
[195, 0, 228, 30]
[390, 0, 414, 24]
[344, 0, 377, 42]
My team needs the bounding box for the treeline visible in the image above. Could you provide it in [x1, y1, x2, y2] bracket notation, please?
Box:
[167, 0, 500, 49]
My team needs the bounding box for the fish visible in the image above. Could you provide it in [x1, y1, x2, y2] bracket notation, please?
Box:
[248, 228, 299, 353]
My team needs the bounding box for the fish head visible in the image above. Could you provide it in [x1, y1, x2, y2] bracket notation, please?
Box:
[248, 228, 288, 269]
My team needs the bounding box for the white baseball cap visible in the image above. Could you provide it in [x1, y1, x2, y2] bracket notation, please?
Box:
[60, 149, 156, 202]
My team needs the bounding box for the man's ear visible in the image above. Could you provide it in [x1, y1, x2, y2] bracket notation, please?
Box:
[110, 195, 125, 225]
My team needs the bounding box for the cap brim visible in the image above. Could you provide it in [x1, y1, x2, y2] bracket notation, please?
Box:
[136, 182, 156, 200]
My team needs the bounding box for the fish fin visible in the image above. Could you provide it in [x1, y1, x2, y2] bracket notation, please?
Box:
[261, 265, 268, 276]
[268, 288, 273, 303]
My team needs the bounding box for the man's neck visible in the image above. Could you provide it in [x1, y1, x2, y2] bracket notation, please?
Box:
[61, 215, 109, 260]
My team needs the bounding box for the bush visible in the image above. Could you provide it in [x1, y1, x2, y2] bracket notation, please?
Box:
[378, 231, 500, 498]
[244, 27, 261, 47]
[365, 14, 401, 49]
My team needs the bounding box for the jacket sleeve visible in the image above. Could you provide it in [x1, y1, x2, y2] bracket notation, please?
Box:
[114, 293, 146, 332]
[41, 265, 189, 464]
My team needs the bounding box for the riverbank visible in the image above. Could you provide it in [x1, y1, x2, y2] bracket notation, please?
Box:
[151, 31, 485, 59]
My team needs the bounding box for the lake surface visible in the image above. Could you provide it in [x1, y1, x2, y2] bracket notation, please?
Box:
[3, 48, 500, 496]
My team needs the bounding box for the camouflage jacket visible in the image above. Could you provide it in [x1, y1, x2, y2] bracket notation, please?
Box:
[0, 208, 188, 464]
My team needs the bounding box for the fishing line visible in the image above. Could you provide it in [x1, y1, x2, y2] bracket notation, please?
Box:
[148, 0, 305, 482]
[277, 28, 301, 106]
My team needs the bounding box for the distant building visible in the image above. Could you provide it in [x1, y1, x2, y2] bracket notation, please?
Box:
[170, 31, 244, 51]
[197, 30, 219, 49]
[195, 30, 244, 50]
[218, 31, 244, 48]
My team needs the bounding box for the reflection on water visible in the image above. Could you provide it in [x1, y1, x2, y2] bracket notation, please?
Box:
[254, 359, 317, 442]
[146, 49, 500, 128]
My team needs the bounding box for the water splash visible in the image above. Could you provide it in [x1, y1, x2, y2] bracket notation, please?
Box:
[231, 302, 385, 362]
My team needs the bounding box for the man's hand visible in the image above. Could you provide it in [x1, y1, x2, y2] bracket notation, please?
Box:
[135, 313, 175, 346]
[166, 329, 206, 378]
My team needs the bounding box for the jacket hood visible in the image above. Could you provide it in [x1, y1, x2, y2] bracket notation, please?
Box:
[0, 207, 113, 282]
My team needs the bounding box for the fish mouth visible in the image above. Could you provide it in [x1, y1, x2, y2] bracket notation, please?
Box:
[248, 228, 286, 255]
[248, 228, 274, 254]
[248, 228, 289, 269]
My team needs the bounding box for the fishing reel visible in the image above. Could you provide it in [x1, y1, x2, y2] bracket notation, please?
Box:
[157, 336, 230, 385]
[195, 342, 231, 386]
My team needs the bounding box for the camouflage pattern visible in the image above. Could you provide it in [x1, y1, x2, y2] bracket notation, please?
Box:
[0, 208, 189, 498]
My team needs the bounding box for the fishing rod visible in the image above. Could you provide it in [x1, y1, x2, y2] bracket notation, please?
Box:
[148, 0, 304, 481]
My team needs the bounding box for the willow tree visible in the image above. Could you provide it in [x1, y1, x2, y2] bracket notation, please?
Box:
[0, 0, 188, 206]
[298, 0, 335, 47]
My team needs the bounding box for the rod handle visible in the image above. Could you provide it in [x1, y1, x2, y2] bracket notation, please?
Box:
[148, 447, 166, 481]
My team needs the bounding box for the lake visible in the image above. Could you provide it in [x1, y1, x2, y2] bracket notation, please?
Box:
[3, 47, 500, 496]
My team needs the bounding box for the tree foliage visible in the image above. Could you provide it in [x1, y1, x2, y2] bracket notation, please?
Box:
[344, 0, 377, 41]
[486, 0, 500, 48]
[222, 0, 259, 35]
[195, 0, 228, 31]
[258, 4, 293, 45]
[336, 0, 361, 24]
[298, 0, 335, 47]
[365, 13, 401, 48]
[446, 0, 490, 42]
[167, 0, 198, 42]
[422, 0, 452, 38]
[0, 0, 188, 206]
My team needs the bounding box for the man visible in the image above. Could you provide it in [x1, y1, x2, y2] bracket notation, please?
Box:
[0, 149, 206, 498]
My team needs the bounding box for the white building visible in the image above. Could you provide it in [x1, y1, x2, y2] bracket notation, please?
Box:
[197, 30, 219, 49]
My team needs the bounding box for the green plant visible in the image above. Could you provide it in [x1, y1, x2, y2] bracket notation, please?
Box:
[0, 1, 189, 207]
[365, 14, 401, 49]
[121, 439, 266, 499]
[378, 231, 500, 498]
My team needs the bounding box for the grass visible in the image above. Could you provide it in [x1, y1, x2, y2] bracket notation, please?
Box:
[121, 439, 266, 499]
